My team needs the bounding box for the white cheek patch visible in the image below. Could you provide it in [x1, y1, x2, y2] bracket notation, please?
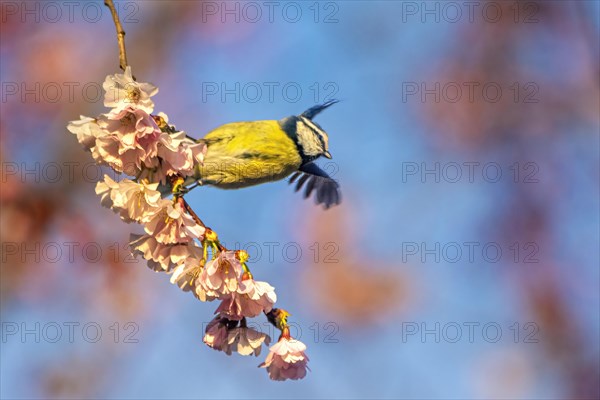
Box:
[299, 116, 329, 150]
[302, 118, 325, 141]
[296, 120, 322, 156]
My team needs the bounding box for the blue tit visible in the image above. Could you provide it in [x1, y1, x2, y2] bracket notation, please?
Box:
[185, 99, 341, 209]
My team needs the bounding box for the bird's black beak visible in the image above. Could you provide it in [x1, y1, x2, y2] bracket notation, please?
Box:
[323, 151, 332, 159]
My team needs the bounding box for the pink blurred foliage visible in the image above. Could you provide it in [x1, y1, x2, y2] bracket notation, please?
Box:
[295, 200, 414, 328]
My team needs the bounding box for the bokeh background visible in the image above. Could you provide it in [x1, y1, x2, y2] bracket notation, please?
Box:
[1, 1, 599, 399]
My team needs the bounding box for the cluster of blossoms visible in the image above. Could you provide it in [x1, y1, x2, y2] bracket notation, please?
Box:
[67, 67, 309, 381]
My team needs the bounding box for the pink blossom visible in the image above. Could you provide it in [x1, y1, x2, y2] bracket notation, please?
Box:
[93, 135, 137, 175]
[70, 93, 203, 182]
[103, 66, 158, 114]
[215, 279, 277, 319]
[260, 337, 309, 381]
[95, 176, 162, 223]
[93, 108, 161, 175]
[203, 317, 230, 352]
[144, 200, 205, 244]
[101, 107, 158, 142]
[95, 174, 121, 209]
[169, 256, 225, 303]
[196, 251, 243, 300]
[227, 326, 270, 356]
[171, 257, 205, 294]
[130, 234, 202, 272]
[157, 131, 206, 178]
[67, 116, 106, 150]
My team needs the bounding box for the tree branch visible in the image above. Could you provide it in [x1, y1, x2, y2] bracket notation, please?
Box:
[182, 198, 206, 228]
[104, 0, 130, 74]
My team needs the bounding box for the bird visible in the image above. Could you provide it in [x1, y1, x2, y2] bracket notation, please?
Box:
[182, 100, 341, 209]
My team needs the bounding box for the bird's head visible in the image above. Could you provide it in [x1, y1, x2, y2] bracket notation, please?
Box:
[280, 100, 339, 163]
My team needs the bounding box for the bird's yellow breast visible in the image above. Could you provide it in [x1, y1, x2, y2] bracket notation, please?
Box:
[198, 120, 302, 189]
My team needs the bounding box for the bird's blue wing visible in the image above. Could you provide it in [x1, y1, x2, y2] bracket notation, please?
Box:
[289, 162, 341, 209]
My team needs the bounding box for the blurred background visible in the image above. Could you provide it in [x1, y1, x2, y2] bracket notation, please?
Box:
[1, 1, 599, 399]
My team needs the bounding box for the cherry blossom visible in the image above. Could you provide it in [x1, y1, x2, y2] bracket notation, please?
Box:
[130, 234, 201, 272]
[227, 325, 270, 356]
[95, 176, 162, 223]
[93, 108, 161, 175]
[103, 66, 158, 113]
[144, 200, 205, 244]
[171, 256, 208, 297]
[215, 278, 277, 319]
[195, 251, 244, 300]
[260, 336, 310, 381]
[67, 116, 105, 150]
[158, 131, 206, 177]
[203, 317, 230, 352]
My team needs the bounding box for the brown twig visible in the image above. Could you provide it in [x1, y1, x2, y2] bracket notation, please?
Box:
[181, 198, 227, 251]
[104, 0, 130, 74]
[182, 198, 206, 228]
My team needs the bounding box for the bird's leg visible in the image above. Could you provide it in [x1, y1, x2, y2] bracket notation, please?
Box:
[184, 181, 203, 192]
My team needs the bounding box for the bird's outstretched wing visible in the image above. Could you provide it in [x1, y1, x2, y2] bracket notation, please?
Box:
[288, 162, 341, 209]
